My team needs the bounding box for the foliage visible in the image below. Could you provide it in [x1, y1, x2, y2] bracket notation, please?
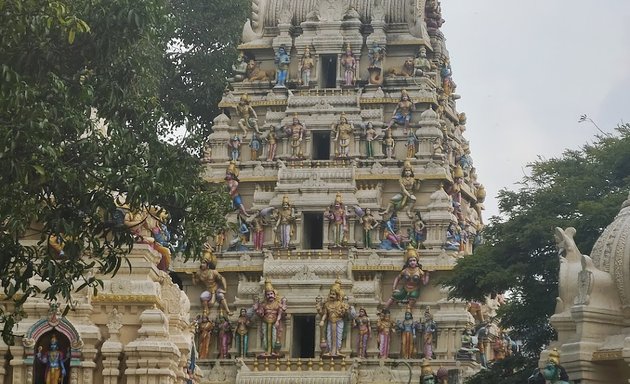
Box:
[442, 124, 630, 382]
[0, 0, 246, 342]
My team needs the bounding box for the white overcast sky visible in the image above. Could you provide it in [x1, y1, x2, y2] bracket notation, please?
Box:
[440, 1, 630, 218]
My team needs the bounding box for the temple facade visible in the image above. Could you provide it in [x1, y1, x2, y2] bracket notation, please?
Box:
[2, 1, 494, 383]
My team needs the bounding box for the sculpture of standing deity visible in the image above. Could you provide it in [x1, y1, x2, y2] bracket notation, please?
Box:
[363, 122, 380, 158]
[359, 207, 379, 249]
[353, 308, 371, 358]
[332, 113, 354, 158]
[387, 89, 416, 133]
[341, 44, 356, 86]
[217, 313, 233, 359]
[284, 114, 306, 159]
[316, 279, 351, 357]
[36, 335, 67, 384]
[235, 93, 261, 137]
[274, 45, 290, 87]
[376, 309, 394, 359]
[382, 160, 419, 218]
[193, 249, 232, 315]
[235, 308, 253, 357]
[299, 47, 315, 86]
[396, 307, 420, 359]
[384, 246, 429, 309]
[274, 195, 296, 249]
[254, 279, 287, 357]
[325, 193, 349, 247]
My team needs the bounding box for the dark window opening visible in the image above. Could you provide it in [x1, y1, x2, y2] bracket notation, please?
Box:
[292, 315, 316, 358]
[303, 212, 323, 249]
[321, 55, 337, 88]
[312, 131, 331, 160]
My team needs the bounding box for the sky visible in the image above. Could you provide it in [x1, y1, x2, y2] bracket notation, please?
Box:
[440, 1, 630, 218]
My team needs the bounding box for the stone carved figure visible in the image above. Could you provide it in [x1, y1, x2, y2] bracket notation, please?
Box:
[554, 227, 582, 315]
[341, 44, 356, 86]
[380, 215, 404, 250]
[414, 46, 432, 76]
[254, 279, 287, 357]
[225, 161, 249, 216]
[274, 195, 296, 249]
[405, 130, 418, 158]
[299, 47, 315, 86]
[539, 349, 570, 384]
[193, 254, 232, 315]
[440, 58, 456, 96]
[274, 45, 290, 87]
[358, 207, 379, 249]
[376, 309, 394, 359]
[284, 114, 306, 159]
[332, 113, 354, 158]
[387, 89, 415, 133]
[396, 307, 419, 359]
[249, 132, 262, 161]
[36, 335, 67, 384]
[385, 246, 428, 309]
[217, 314, 233, 359]
[231, 51, 248, 82]
[265, 129, 278, 161]
[383, 128, 395, 159]
[236, 94, 261, 137]
[420, 359, 438, 384]
[235, 308, 253, 357]
[197, 310, 215, 359]
[368, 43, 386, 85]
[228, 134, 242, 161]
[422, 307, 437, 359]
[317, 279, 351, 357]
[245, 60, 270, 82]
[353, 307, 371, 358]
[382, 160, 419, 218]
[410, 211, 426, 249]
[363, 122, 380, 158]
[325, 193, 349, 247]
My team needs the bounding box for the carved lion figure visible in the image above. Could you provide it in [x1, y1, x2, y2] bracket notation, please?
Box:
[245, 60, 270, 82]
[388, 57, 415, 77]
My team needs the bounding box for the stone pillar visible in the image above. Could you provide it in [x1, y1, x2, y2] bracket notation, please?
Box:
[207, 113, 231, 163]
[0, 339, 8, 383]
[424, 187, 456, 250]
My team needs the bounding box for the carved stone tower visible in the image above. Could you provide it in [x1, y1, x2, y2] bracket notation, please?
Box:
[182, 0, 487, 383]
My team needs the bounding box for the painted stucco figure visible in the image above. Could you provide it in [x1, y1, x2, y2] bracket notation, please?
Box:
[317, 279, 351, 357]
[254, 279, 287, 357]
[385, 246, 428, 309]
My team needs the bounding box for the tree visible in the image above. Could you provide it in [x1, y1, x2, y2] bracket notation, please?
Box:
[0, 0, 247, 342]
[442, 124, 630, 382]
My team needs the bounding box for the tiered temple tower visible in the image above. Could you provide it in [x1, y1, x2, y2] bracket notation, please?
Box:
[180, 0, 487, 383]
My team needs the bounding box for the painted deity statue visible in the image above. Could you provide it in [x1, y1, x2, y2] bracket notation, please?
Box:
[325, 193, 349, 247]
[353, 308, 371, 358]
[383, 161, 419, 218]
[317, 279, 351, 357]
[265, 129, 278, 161]
[299, 47, 315, 86]
[332, 113, 354, 158]
[254, 279, 287, 357]
[385, 246, 429, 309]
[197, 310, 214, 359]
[363, 122, 380, 158]
[410, 211, 427, 249]
[249, 132, 262, 160]
[225, 161, 249, 216]
[284, 115, 306, 158]
[235, 308, 252, 357]
[383, 128, 395, 159]
[414, 46, 432, 76]
[420, 359, 438, 384]
[380, 215, 404, 250]
[274, 45, 290, 87]
[235, 93, 261, 137]
[37, 335, 67, 384]
[274, 195, 296, 249]
[249, 211, 266, 251]
[231, 51, 248, 82]
[359, 207, 379, 249]
[193, 248, 232, 315]
[396, 307, 419, 359]
[387, 89, 415, 133]
[228, 134, 242, 161]
[537, 349, 570, 384]
[376, 309, 394, 359]
[217, 313, 233, 359]
[422, 306, 437, 359]
[340, 43, 356, 86]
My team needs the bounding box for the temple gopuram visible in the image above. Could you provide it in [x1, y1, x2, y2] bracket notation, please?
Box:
[1, 1, 498, 384]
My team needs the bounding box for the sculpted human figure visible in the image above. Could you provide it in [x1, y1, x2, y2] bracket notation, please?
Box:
[363, 122, 380, 158]
[217, 313, 233, 359]
[299, 47, 315, 86]
[325, 193, 348, 247]
[228, 134, 242, 161]
[225, 161, 249, 216]
[422, 307, 437, 359]
[383, 161, 419, 218]
[385, 246, 429, 309]
[249, 132, 262, 160]
[197, 310, 214, 359]
[420, 359, 437, 384]
[193, 250, 232, 315]
[360, 207, 379, 249]
[274, 195, 296, 249]
[537, 348, 570, 384]
[376, 309, 394, 358]
[265, 129, 278, 161]
[332, 113, 354, 158]
[37, 335, 67, 384]
[316, 279, 350, 357]
[274, 45, 290, 87]
[383, 128, 395, 159]
[341, 43, 356, 86]
[414, 46, 432, 76]
[284, 114, 306, 158]
[254, 280, 287, 357]
[387, 89, 415, 133]
[396, 307, 419, 359]
[353, 308, 371, 358]
[231, 51, 248, 82]
[406, 130, 418, 158]
[235, 94, 260, 137]
[380, 215, 404, 251]
[235, 308, 252, 357]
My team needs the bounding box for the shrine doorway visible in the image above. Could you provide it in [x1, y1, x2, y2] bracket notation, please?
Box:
[303, 212, 323, 249]
[320, 55, 337, 88]
[292, 315, 316, 358]
[312, 131, 331, 160]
